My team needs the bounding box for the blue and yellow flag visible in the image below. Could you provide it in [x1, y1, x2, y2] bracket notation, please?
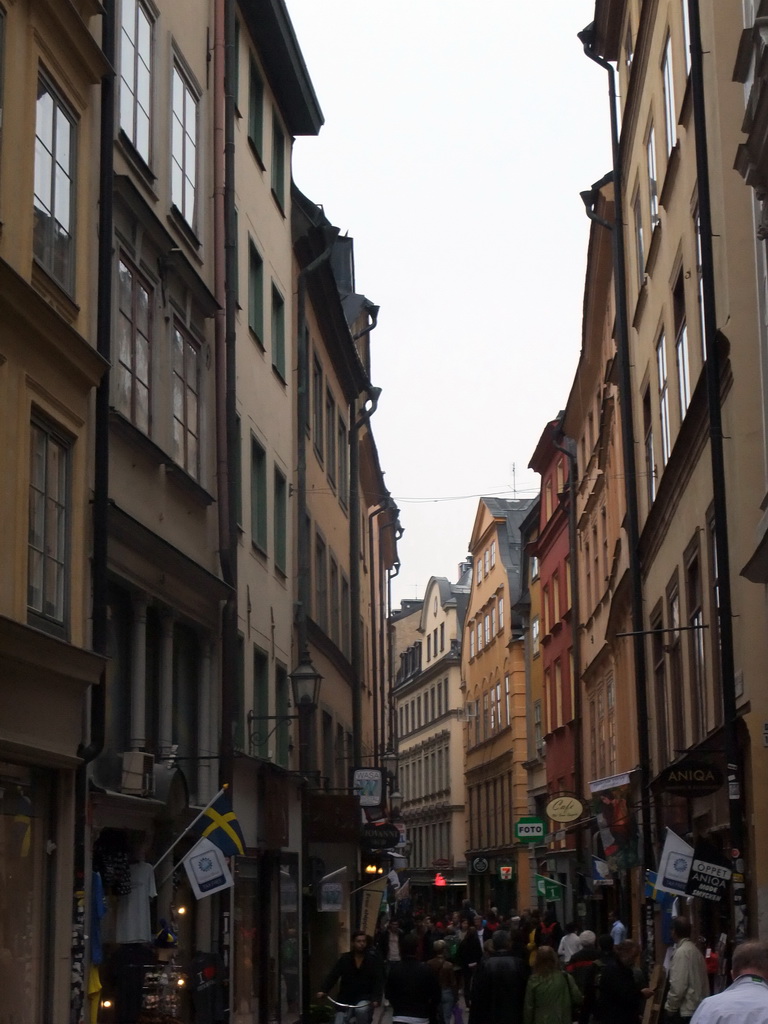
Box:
[194, 790, 245, 857]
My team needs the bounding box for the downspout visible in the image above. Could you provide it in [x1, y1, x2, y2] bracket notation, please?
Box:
[296, 233, 339, 658]
[350, 379, 381, 766]
[579, 25, 654, 949]
[554, 438, 581, 803]
[387, 558, 402, 750]
[72, 4, 114, 1019]
[687, 0, 747, 942]
[368, 501, 392, 766]
[80, 0, 115, 765]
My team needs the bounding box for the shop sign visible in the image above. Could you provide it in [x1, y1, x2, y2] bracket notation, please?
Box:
[535, 873, 564, 901]
[362, 823, 400, 850]
[498, 860, 514, 881]
[657, 759, 723, 797]
[515, 816, 545, 843]
[471, 856, 489, 874]
[545, 794, 584, 824]
[685, 839, 732, 903]
[353, 768, 384, 807]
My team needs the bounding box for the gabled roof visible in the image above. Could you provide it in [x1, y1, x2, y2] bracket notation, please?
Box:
[239, 0, 324, 137]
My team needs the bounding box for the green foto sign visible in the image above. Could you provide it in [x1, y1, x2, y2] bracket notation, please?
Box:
[515, 816, 545, 843]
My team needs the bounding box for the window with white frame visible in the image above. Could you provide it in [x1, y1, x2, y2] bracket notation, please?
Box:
[116, 256, 152, 433]
[532, 615, 540, 656]
[674, 275, 691, 415]
[476, 559, 482, 584]
[491, 605, 497, 636]
[534, 700, 543, 753]
[490, 540, 496, 567]
[681, 0, 691, 75]
[469, 624, 475, 658]
[477, 622, 483, 652]
[484, 549, 489, 576]
[498, 596, 504, 631]
[172, 322, 201, 478]
[662, 33, 676, 154]
[643, 388, 656, 505]
[657, 332, 671, 466]
[484, 613, 490, 646]
[171, 64, 198, 225]
[633, 189, 645, 291]
[120, 0, 153, 163]
[28, 418, 70, 635]
[33, 75, 76, 293]
[647, 124, 659, 228]
[504, 673, 510, 725]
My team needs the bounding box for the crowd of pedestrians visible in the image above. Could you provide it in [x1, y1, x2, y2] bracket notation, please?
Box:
[318, 907, 768, 1024]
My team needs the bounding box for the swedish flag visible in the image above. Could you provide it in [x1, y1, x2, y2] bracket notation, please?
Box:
[194, 790, 245, 857]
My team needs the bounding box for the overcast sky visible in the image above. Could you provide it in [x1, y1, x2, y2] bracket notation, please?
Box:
[287, 1, 612, 608]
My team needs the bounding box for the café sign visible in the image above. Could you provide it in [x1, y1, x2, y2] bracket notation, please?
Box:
[657, 759, 723, 797]
[545, 794, 584, 824]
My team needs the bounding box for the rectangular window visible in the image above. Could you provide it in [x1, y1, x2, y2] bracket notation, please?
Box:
[686, 549, 707, 740]
[341, 575, 350, 656]
[668, 588, 685, 750]
[494, 682, 502, 732]
[624, 18, 634, 73]
[440, 622, 445, 651]
[490, 540, 496, 567]
[329, 557, 340, 645]
[271, 115, 285, 208]
[484, 550, 489, 576]
[657, 333, 671, 466]
[28, 419, 70, 634]
[534, 699, 542, 753]
[274, 467, 287, 573]
[491, 605, 497, 637]
[120, 0, 152, 163]
[315, 534, 327, 630]
[674, 275, 691, 415]
[531, 555, 539, 579]
[248, 57, 263, 157]
[427, 635, 431, 662]
[250, 436, 267, 551]
[325, 391, 336, 485]
[643, 387, 656, 505]
[469, 625, 475, 658]
[484, 613, 490, 645]
[681, 0, 692, 75]
[476, 559, 482, 584]
[248, 241, 263, 342]
[252, 646, 269, 758]
[34, 76, 76, 292]
[116, 256, 152, 433]
[651, 613, 669, 767]
[504, 673, 510, 725]
[476, 622, 483, 652]
[647, 125, 659, 228]
[171, 65, 197, 224]
[633, 190, 645, 291]
[271, 284, 285, 378]
[662, 34, 676, 154]
[337, 416, 348, 504]
[172, 323, 200, 478]
[312, 356, 324, 456]
[532, 615, 540, 655]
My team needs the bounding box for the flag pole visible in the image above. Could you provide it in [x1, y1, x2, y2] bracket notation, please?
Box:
[151, 784, 227, 870]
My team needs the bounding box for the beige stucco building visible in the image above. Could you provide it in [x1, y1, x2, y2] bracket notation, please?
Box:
[462, 498, 535, 915]
[392, 569, 471, 909]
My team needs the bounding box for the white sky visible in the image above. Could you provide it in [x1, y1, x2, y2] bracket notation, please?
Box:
[287, 1, 612, 608]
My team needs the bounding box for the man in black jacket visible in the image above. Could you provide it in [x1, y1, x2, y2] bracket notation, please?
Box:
[468, 930, 529, 1024]
[317, 931, 383, 1024]
[386, 933, 441, 1024]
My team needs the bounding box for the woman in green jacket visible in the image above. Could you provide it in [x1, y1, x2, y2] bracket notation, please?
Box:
[524, 946, 582, 1024]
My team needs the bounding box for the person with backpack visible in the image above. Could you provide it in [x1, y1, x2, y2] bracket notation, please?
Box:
[524, 946, 583, 1024]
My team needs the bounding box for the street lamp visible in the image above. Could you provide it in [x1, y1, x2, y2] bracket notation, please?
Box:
[289, 651, 322, 1024]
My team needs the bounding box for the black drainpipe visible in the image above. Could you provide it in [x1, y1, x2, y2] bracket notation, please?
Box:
[72, 3, 114, 1019]
[578, 24, 654, 954]
[687, 0, 747, 942]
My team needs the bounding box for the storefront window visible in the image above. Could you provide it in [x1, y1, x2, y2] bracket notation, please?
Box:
[0, 761, 53, 1023]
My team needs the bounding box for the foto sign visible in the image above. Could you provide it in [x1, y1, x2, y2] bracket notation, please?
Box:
[515, 816, 545, 843]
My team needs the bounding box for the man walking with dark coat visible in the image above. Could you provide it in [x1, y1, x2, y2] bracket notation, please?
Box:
[469, 930, 530, 1024]
[386, 933, 441, 1024]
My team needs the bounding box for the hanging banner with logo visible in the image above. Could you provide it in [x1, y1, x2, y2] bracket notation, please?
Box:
[655, 828, 694, 896]
[685, 839, 732, 902]
[319, 867, 347, 912]
[592, 856, 613, 886]
[589, 772, 640, 872]
[183, 838, 234, 900]
[359, 875, 387, 937]
[535, 874, 564, 901]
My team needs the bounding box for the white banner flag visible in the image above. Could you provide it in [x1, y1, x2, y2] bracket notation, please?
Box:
[655, 828, 694, 896]
[183, 837, 234, 900]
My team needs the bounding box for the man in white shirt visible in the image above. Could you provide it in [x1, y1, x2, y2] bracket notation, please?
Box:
[691, 941, 768, 1024]
[609, 911, 627, 945]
